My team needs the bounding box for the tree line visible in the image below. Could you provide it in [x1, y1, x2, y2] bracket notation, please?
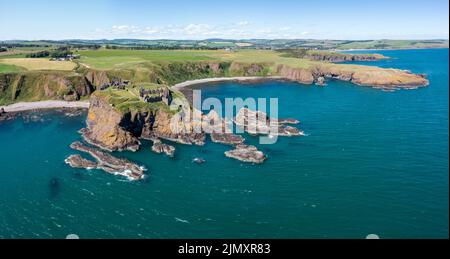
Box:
[26, 47, 74, 58]
[105, 45, 220, 50]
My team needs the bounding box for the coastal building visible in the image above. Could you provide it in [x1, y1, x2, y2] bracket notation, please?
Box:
[50, 54, 80, 61]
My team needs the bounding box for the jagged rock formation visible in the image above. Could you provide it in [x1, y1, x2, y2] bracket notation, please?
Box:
[277, 65, 315, 84]
[65, 154, 98, 169]
[68, 141, 146, 180]
[150, 138, 175, 157]
[234, 108, 305, 136]
[82, 93, 140, 152]
[224, 144, 266, 164]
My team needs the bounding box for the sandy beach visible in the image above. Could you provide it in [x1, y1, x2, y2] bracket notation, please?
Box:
[0, 100, 90, 113]
[172, 76, 284, 90]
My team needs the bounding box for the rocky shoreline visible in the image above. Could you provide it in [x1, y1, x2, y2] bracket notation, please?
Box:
[80, 92, 304, 167]
[0, 107, 86, 122]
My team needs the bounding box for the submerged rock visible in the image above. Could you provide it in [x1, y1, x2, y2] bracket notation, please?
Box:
[225, 144, 266, 164]
[0, 110, 16, 122]
[49, 177, 60, 199]
[277, 118, 300, 124]
[69, 141, 146, 181]
[315, 76, 326, 86]
[192, 157, 206, 164]
[151, 138, 175, 157]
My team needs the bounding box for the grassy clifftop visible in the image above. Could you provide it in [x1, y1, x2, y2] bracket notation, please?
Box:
[0, 49, 429, 106]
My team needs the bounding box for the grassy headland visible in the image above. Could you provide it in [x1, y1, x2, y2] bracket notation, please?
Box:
[0, 47, 430, 108]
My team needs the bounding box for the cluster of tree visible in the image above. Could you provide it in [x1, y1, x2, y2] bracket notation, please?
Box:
[0, 47, 7, 52]
[105, 45, 220, 50]
[25, 47, 74, 59]
[70, 44, 101, 50]
[26, 51, 50, 58]
[0, 43, 52, 48]
[49, 47, 73, 58]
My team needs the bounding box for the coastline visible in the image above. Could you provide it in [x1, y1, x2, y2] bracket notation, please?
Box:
[172, 76, 284, 90]
[336, 47, 449, 52]
[0, 100, 90, 113]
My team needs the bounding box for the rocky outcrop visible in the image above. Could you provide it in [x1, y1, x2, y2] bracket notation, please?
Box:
[82, 93, 140, 152]
[84, 70, 111, 88]
[234, 108, 305, 136]
[276, 65, 315, 84]
[225, 144, 266, 164]
[150, 138, 175, 157]
[65, 154, 98, 169]
[210, 133, 245, 145]
[144, 109, 206, 146]
[305, 53, 387, 63]
[277, 63, 428, 89]
[69, 141, 146, 181]
[314, 64, 429, 89]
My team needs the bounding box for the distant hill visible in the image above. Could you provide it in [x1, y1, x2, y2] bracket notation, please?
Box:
[1, 39, 448, 50]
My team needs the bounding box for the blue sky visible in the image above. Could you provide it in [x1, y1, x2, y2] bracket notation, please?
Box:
[0, 0, 448, 40]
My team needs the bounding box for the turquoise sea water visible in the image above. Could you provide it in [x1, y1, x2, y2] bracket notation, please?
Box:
[0, 49, 448, 239]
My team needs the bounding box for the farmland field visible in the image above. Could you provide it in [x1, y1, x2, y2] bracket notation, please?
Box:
[0, 58, 76, 71]
[78, 49, 315, 70]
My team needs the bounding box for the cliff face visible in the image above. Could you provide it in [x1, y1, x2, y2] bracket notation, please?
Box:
[276, 65, 315, 84]
[274, 63, 428, 88]
[305, 53, 387, 62]
[83, 92, 140, 152]
[278, 49, 388, 63]
[0, 72, 94, 105]
[314, 64, 429, 88]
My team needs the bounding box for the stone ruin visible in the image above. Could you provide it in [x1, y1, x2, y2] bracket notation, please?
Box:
[139, 86, 173, 106]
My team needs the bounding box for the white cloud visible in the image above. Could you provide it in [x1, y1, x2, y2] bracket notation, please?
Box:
[237, 21, 250, 26]
[98, 23, 316, 39]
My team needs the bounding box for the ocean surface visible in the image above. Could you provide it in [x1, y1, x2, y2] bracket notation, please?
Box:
[0, 49, 448, 239]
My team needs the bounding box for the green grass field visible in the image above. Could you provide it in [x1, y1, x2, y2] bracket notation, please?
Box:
[78, 49, 219, 69]
[78, 49, 315, 70]
[0, 63, 23, 73]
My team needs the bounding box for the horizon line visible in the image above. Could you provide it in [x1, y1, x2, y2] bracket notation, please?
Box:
[1, 38, 449, 43]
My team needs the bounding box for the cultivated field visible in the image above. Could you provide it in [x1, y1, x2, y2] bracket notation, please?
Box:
[0, 58, 76, 71]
